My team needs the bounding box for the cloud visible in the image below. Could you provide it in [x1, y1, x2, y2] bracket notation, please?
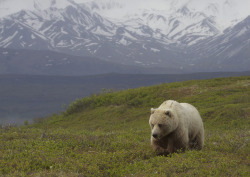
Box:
[0, 0, 33, 17]
[75, 0, 170, 10]
[1, 0, 250, 21]
[0, 0, 76, 18]
[73, 0, 173, 19]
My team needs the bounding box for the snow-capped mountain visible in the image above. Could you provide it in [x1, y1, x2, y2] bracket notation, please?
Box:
[82, 0, 250, 32]
[0, 0, 116, 53]
[188, 15, 250, 72]
[0, 0, 249, 74]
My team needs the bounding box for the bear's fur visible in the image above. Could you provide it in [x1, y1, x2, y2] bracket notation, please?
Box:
[149, 100, 204, 155]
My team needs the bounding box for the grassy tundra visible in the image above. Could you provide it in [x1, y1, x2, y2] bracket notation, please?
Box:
[0, 76, 249, 176]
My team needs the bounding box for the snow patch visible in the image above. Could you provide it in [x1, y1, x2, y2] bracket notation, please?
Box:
[86, 43, 98, 47]
[91, 26, 113, 36]
[134, 60, 143, 64]
[31, 34, 36, 39]
[235, 27, 247, 38]
[61, 28, 68, 34]
[151, 48, 160, 52]
[119, 37, 131, 46]
[0, 31, 18, 46]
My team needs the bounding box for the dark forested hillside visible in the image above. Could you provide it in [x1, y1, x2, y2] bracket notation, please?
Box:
[0, 71, 249, 124]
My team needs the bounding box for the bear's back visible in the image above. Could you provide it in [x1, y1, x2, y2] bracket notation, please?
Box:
[158, 100, 203, 126]
[179, 103, 199, 116]
[179, 102, 203, 133]
[158, 100, 177, 110]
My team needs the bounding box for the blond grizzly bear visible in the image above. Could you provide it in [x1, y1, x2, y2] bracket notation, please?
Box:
[149, 100, 204, 155]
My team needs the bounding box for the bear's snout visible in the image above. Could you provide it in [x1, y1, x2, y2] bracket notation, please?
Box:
[152, 133, 158, 139]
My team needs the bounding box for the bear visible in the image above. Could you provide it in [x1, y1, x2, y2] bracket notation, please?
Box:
[149, 100, 204, 155]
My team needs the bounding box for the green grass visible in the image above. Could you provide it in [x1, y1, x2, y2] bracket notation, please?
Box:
[0, 76, 249, 176]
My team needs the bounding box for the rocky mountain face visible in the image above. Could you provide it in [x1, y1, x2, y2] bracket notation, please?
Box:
[0, 48, 178, 75]
[0, 0, 249, 74]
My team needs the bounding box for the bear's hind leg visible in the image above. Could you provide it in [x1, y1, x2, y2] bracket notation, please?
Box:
[194, 128, 204, 150]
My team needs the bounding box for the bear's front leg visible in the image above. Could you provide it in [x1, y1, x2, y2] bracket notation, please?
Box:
[154, 146, 170, 156]
[167, 138, 174, 153]
[151, 138, 170, 156]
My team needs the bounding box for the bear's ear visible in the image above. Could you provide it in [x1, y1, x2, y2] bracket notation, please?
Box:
[165, 110, 172, 117]
[151, 108, 156, 114]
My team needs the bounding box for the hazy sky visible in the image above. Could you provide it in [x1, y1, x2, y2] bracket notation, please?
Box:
[75, 0, 170, 10]
[73, 0, 250, 24]
[0, 0, 170, 18]
[0, 0, 250, 21]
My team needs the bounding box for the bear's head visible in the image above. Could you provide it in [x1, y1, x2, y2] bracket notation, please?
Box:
[149, 108, 178, 140]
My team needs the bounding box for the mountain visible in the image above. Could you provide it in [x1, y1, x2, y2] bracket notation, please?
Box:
[187, 15, 250, 72]
[0, 48, 181, 75]
[0, 0, 249, 74]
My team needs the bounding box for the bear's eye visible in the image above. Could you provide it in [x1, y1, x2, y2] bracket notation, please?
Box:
[158, 124, 163, 128]
[151, 124, 154, 128]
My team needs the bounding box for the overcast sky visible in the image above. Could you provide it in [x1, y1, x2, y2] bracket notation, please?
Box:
[74, 0, 170, 10]
[0, 0, 172, 18]
[0, 0, 250, 20]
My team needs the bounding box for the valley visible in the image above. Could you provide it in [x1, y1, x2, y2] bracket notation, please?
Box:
[1, 72, 249, 125]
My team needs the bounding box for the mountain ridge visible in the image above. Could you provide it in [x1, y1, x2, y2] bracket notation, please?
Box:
[0, 0, 249, 74]
[0, 48, 182, 75]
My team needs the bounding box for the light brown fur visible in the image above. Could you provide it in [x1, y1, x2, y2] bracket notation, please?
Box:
[149, 100, 204, 155]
